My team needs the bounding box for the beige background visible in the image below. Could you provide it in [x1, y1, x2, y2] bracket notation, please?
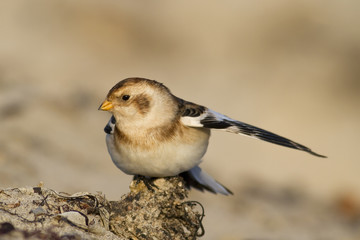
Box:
[1, 1, 359, 239]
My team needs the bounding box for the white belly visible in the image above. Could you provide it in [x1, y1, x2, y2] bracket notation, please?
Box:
[106, 128, 210, 177]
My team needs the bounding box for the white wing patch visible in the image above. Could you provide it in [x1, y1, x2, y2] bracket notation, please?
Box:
[180, 108, 230, 128]
[180, 115, 204, 127]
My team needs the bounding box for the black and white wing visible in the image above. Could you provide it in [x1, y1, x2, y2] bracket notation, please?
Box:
[179, 100, 326, 158]
[104, 115, 116, 134]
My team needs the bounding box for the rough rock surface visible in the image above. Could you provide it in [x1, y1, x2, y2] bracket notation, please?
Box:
[0, 177, 203, 240]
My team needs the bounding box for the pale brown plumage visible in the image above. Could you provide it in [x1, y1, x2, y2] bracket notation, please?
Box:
[99, 77, 325, 195]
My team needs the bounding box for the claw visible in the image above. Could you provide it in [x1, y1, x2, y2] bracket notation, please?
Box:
[133, 175, 159, 192]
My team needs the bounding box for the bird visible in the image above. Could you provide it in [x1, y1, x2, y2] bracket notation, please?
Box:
[99, 77, 326, 195]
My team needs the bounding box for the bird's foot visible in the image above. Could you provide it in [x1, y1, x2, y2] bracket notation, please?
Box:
[133, 175, 159, 192]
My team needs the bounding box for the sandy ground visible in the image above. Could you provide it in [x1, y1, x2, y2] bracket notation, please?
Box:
[1, 1, 360, 239]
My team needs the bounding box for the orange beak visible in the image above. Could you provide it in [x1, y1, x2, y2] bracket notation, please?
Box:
[98, 100, 114, 111]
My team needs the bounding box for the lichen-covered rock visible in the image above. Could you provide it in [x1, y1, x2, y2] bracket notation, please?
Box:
[108, 176, 204, 240]
[0, 186, 120, 240]
[0, 176, 204, 240]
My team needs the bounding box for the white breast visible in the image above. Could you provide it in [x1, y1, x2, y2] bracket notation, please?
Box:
[106, 127, 210, 177]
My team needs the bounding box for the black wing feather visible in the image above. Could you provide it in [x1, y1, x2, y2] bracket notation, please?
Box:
[177, 97, 206, 117]
[200, 112, 326, 158]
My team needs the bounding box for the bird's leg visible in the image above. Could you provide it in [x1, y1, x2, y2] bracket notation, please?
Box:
[133, 175, 159, 192]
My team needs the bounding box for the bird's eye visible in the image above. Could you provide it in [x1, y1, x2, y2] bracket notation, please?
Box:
[122, 95, 130, 101]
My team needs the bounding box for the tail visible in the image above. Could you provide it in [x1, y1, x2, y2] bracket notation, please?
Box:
[180, 166, 233, 195]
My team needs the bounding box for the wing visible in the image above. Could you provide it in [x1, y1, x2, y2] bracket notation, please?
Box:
[180, 102, 326, 158]
[104, 115, 116, 134]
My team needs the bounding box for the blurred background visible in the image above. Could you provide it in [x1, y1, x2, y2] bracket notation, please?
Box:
[1, 0, 359, 239]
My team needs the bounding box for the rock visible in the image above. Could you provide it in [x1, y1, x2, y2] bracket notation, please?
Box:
[0, 176, 204, 240]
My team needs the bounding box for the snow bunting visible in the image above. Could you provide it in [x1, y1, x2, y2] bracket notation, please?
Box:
[99, 77, 325, 195]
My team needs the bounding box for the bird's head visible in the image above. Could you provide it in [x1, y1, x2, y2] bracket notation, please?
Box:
[99, 78, 177, 127]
